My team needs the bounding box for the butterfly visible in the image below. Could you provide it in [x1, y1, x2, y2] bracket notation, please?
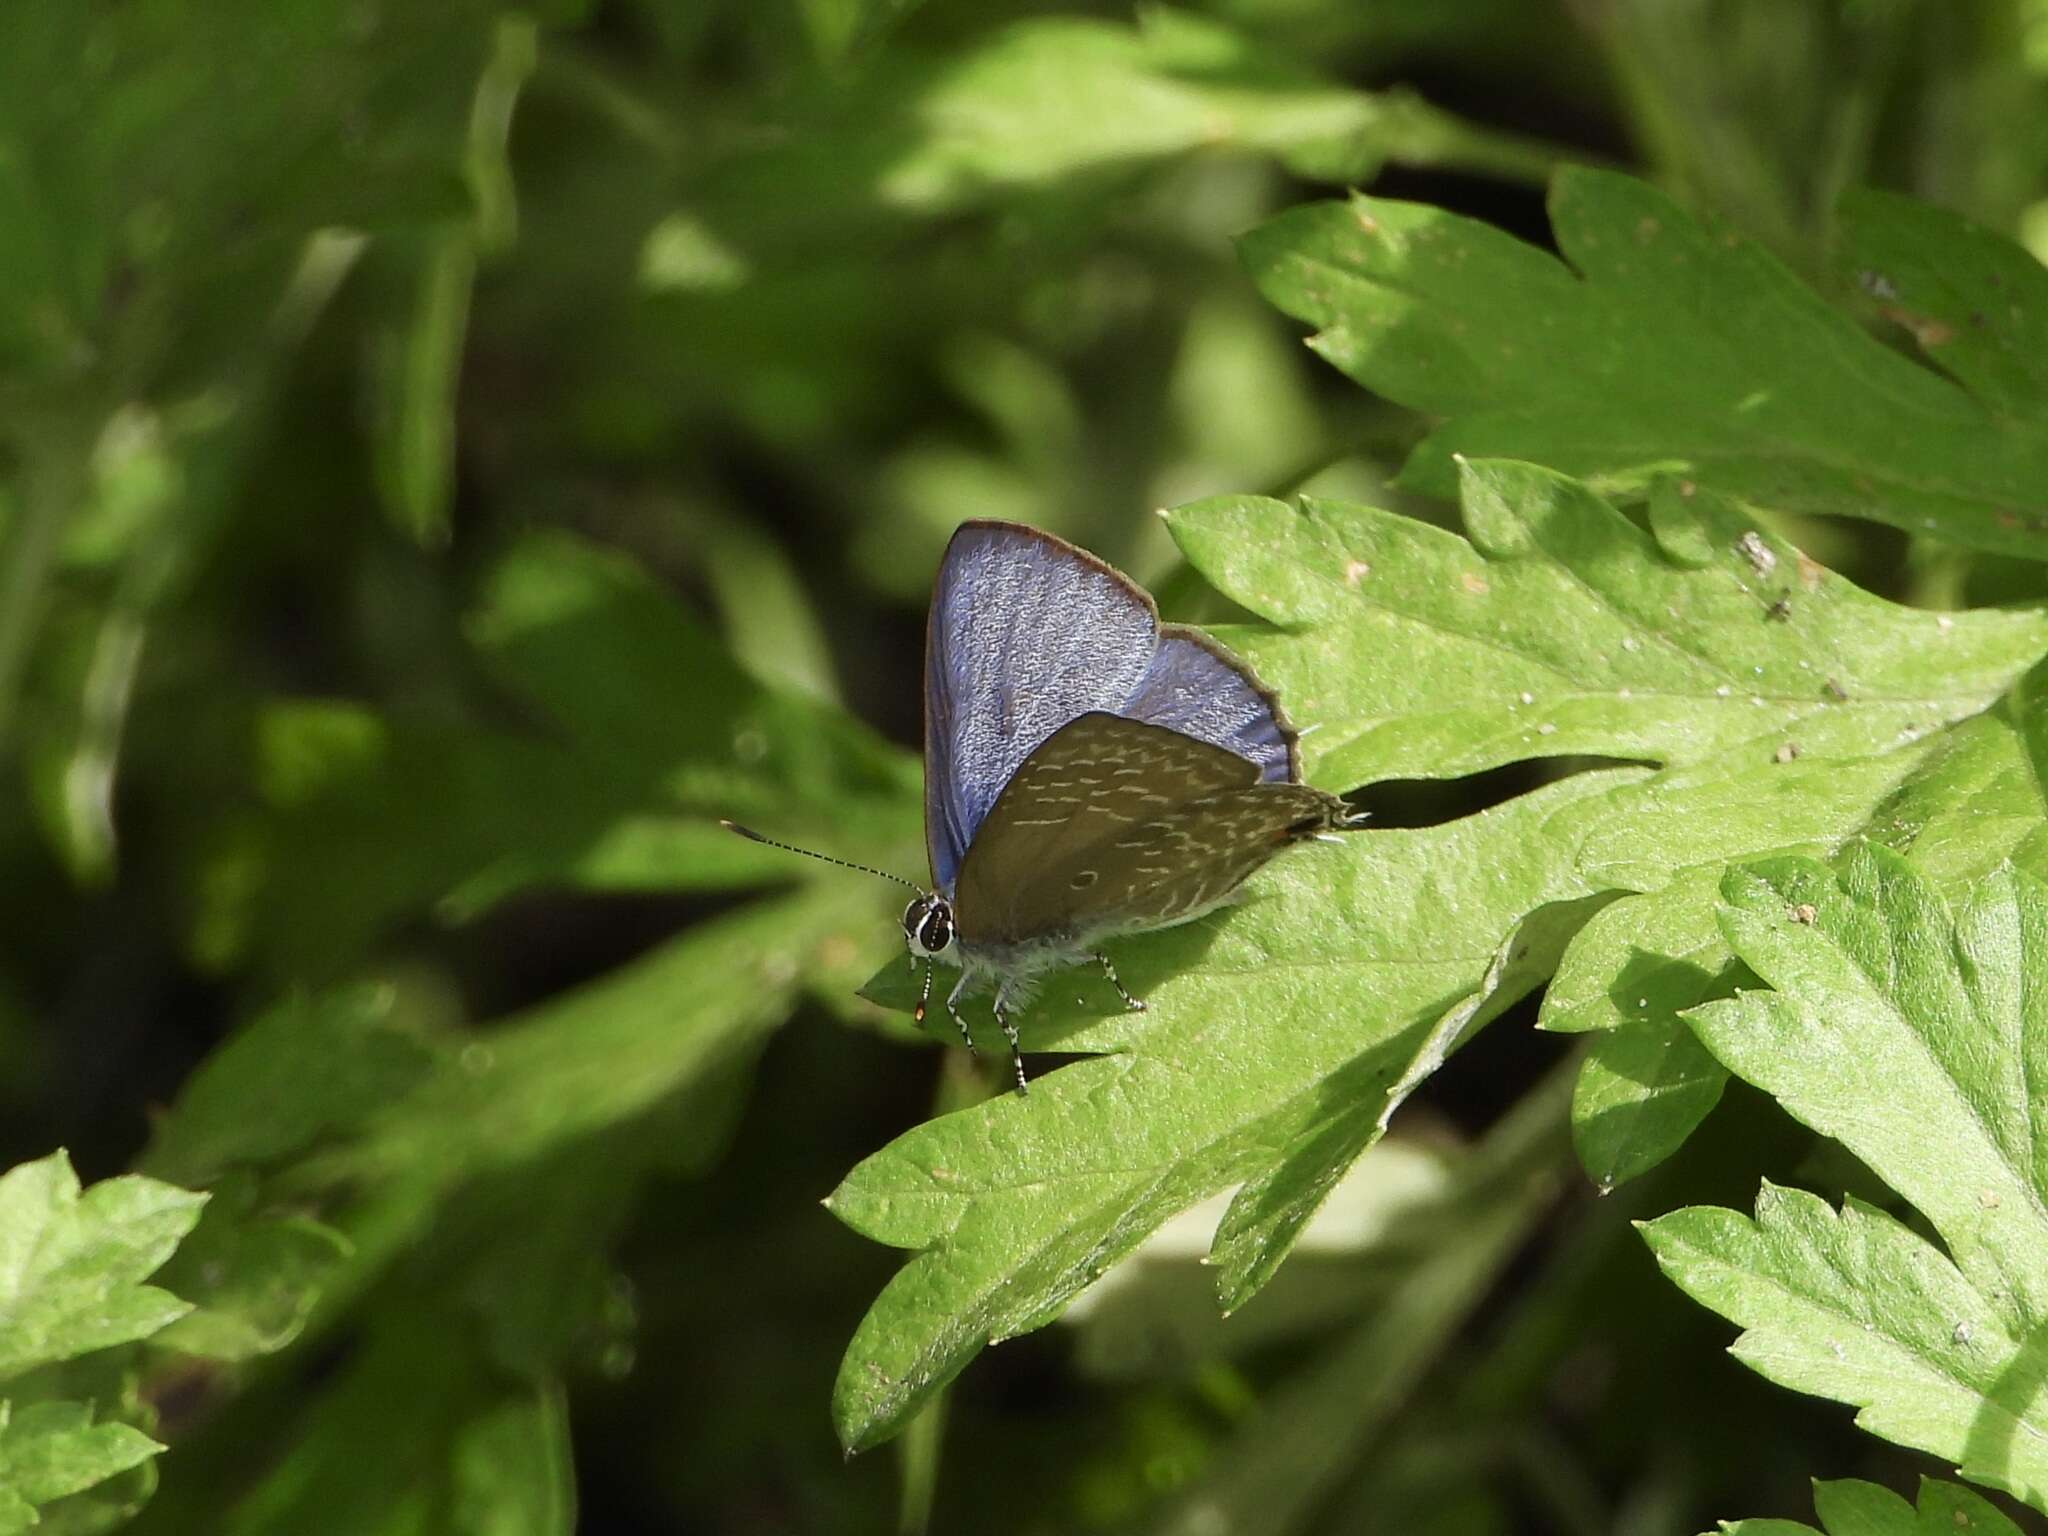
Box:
[727, 519, 1360, 1091]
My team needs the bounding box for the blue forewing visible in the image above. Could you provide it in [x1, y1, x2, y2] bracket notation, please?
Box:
[922, 521, 1299, 893]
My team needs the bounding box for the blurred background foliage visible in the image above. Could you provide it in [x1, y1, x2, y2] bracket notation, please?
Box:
[6, 0, 2048, 1531]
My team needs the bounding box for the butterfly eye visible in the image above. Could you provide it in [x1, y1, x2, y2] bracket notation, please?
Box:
[901, 896, 931, 938]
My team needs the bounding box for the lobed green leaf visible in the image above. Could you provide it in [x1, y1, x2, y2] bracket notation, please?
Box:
[1171, 462, 2048, 790]
[1712, 1474, 2027, 1535]
[0, 1400, 163, 1534]
[0, 1152, 204, 1382]
[830, 768, 1638, 1451]
[1241, 169, 2048, 559]
[1647, 848, 2048, 1509]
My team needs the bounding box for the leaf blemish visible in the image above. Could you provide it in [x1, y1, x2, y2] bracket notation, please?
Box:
[1736, 530, 1776, 576]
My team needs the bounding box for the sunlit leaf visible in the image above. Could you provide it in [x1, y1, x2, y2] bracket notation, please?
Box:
[0, 1401, 163, 1535]
[0, 1152, 203, 1381]
[832, 458, 2048, 1448]
[1644, 847, 2048, 1511]
[1713, 1473, 2027, 1534]
[1242, 169, 2048, 559]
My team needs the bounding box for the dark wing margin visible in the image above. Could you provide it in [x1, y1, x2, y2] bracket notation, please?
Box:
[1122, 626, 1298, 784]
[954, 713, 1342, 949]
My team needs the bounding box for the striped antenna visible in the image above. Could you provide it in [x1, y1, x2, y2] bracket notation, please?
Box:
[719, 820, 924, 893]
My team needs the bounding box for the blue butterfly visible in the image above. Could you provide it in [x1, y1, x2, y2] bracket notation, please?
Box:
[730, 520, 1358, 1091]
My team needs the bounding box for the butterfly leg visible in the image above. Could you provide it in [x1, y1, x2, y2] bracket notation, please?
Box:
[1094, 952, 1145, 1013]
[943, 970, 978, 1055]
[991, 988, 1029, 1096]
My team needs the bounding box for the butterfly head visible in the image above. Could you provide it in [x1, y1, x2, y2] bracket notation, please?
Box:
[902, 893, 957, 961]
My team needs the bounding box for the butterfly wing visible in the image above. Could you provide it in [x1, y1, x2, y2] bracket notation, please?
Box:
[1127, 627, 1298, 786]
[924, 522, 1303, 894]
[924, 523, 1159, 893]
[952, 712, 1344, 950]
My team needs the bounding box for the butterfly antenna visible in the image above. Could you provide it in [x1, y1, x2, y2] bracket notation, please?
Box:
[719, 820, 924, 893]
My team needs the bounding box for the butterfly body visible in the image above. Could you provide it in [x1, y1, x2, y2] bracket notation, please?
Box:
[907, 523, 1358, 1088]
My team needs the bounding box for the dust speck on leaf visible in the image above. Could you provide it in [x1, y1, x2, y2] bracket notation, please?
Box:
[1737, 530, 1776, 576]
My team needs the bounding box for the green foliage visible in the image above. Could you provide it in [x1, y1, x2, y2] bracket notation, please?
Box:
[0, 1152, 204, 1530]
[1646, 848, 2048, 1510]
[0, 1153, 202, 1380]
[836, 448, 2048, 1448]
[1717, 1475, 2028, 1535]
[836, 761, 1622, 1448]
[1242, 169, 2048, 559]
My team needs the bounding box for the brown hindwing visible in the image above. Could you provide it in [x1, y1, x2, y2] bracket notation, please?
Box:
[953, 712, 1347, 948]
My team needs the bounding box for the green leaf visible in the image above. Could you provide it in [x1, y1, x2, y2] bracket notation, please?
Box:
[1835, 190, 2048, 421]
[834, 458, 2048, 1446]
[325, 881, 878, 1189]
[1902, 1479, 2029, 1536]
[368, 15, 537, 547]
[685, 10, 1564, 258]
[0, 1151, 204, 1380]
[829, 765, 1641, 1452]
[1170, 464, 2048, 790]
[0, 1400, 162, 1534]
[445, 1385, 575, 1536]
[1570, 1015, 1728, 1193]
[1643, 847, 2048, 1509]
[0, 1, 546, 393]
[144, 987, 441, 1187]
[213, 531, 918, 976]
[148, 1176, 352, 1362]
[369, 232, 476, 549]
[1542, 866, 1740, 1036]
[214, 1312, 572, 1536]
[1812, 1477, 1916, 1533]
[1240, 169, 2048, 559]
[1546, 669, 2048, 1187]
[795, 0, 926, 64]
[1709, 849, 2048, 1320]
[1714, 1475, 2030, 1536]
[1141, 1065, 1572, 1536]
[1175, 461, 2048, 1191]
